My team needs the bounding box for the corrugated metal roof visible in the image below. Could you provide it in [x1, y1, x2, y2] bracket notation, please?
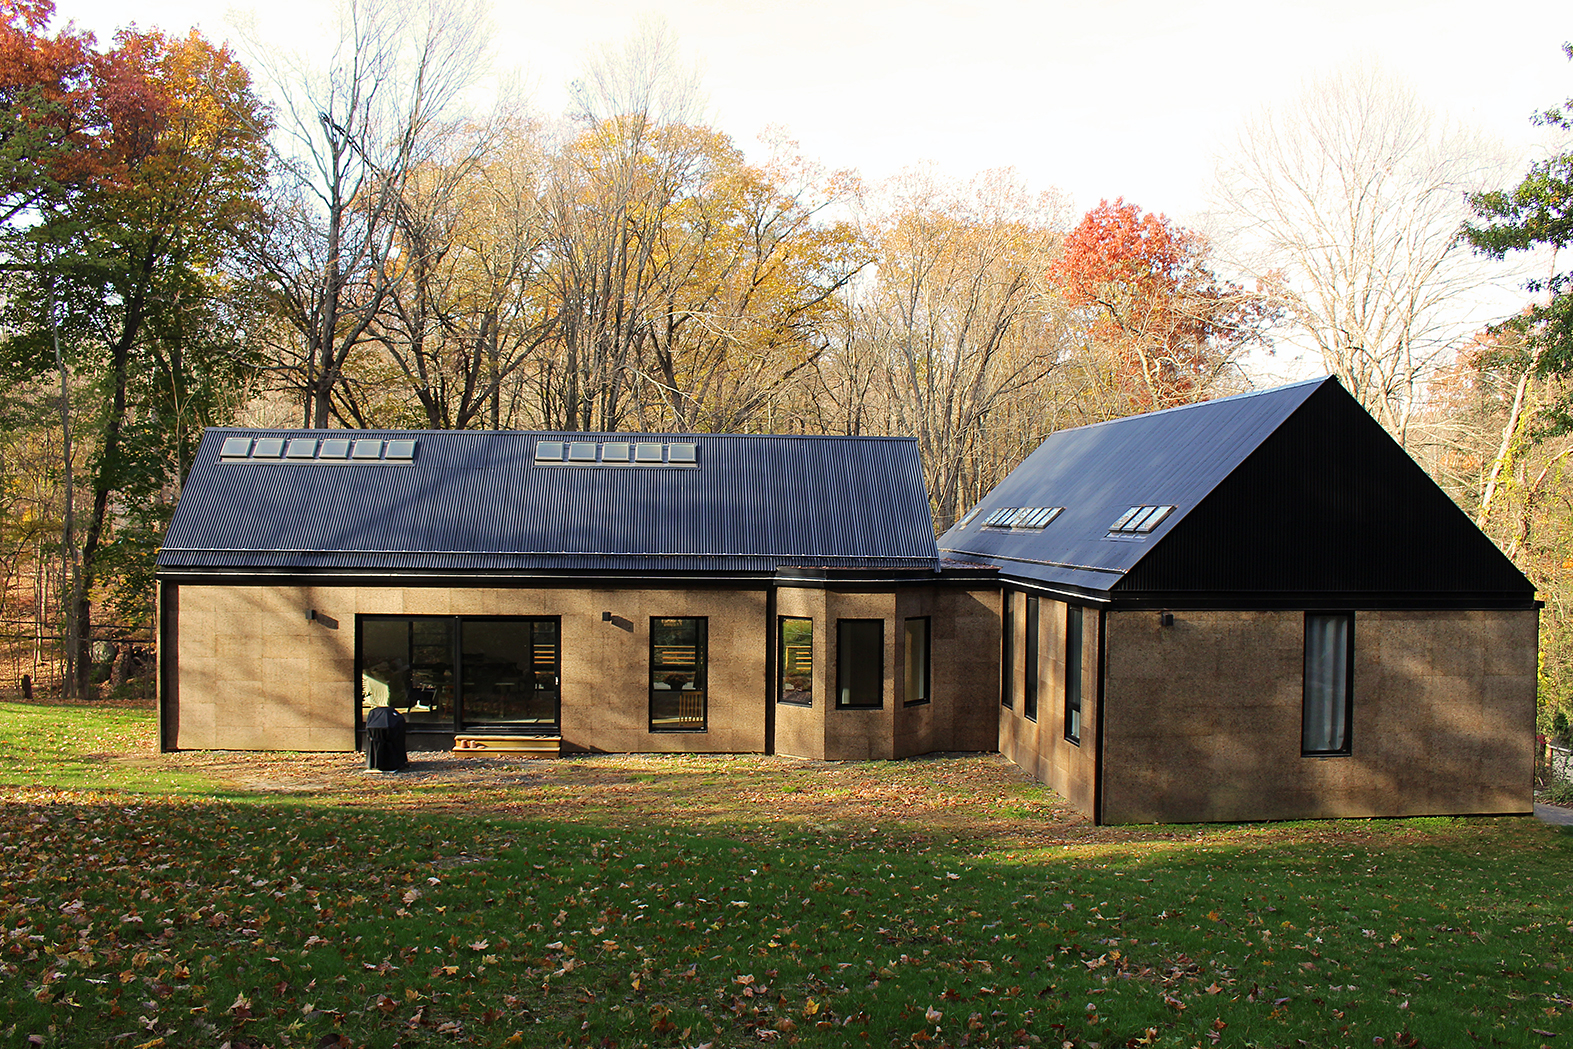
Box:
[938, 376, 1536, 604]
[939, 379, 1325, 593]
[160, 430, 940, 574]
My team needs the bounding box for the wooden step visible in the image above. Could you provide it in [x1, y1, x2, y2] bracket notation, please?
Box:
[453, 734, 561, 757]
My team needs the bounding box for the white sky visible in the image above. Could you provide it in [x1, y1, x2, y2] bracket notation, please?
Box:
[57, 0, 1573, 220]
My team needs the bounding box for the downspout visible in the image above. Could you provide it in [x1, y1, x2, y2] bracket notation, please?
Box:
[764, 585, 777, 755]
[1093, 607, 1108, 826]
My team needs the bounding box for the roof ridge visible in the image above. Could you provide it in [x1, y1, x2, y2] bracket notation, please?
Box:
[1042, 376, 1333, 439]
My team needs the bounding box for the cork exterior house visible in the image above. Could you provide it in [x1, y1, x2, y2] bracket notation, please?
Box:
[156, 431, 1000, 762]
[157, 377, 1539, 823]
[937, 376, 1539, 823]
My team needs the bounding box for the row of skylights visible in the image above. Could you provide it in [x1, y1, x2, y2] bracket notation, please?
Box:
[980, 506, 1063, 530]
[1109, 505, 1175, 534]
[219, 436, 417, 464]
[534, 441, 698, 467]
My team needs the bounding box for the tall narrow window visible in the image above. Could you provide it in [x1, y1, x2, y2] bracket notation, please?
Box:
[779, 617, 813, 706]
[903, 617, 931, 707]
[836, 619, 883, 709]
[651, 617, 707, 731]
[1303, 613, 1353, 755]
[1065, 605, 1083, 744]
[1023, 596, 1040, 721]
[1000, 593, 1014, 709]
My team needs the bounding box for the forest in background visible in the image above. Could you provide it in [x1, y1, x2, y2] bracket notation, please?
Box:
[1, 0, 1571, 733]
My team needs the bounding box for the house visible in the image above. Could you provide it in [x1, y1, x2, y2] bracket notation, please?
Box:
[155, 377, 1539, 824]
[937, 376, 1539, 823]
[155, 431, 1000, 761]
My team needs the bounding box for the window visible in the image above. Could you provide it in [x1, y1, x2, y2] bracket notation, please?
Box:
[651, 618, 707, 731]
[836, 619, 883, 708]
[1023, 596, 1040, 721]
[1065, 605, 1083, 744]
[779, 617, 813, 706]
[1303, 613, 1353, 755]
[1000, 593, 1014, 709]
[903, 617, 930, 707]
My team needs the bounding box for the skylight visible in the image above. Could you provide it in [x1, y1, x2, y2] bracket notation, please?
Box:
[980, 506, 1063, 530]
[1108, 505, 1176, 534]
[531, 439, 701, 467]
[219, 435, 416, 465]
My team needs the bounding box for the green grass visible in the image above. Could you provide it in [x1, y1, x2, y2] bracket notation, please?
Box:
[2, 702, 1572, 1048]
[0, 701, 214, 794]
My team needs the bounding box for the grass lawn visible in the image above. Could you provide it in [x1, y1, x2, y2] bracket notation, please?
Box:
[1, 700, 1570, 1049]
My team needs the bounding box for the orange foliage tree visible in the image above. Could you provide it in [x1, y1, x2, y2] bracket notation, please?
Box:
[1047, 197, 1274, 411]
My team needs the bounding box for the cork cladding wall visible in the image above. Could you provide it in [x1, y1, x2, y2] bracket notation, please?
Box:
[1098, 608, 1538, 823]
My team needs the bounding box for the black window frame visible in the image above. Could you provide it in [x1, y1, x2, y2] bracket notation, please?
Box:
[1023, 596, 1040, 721]
[355, 614, 562, 737]
[903, 616, 931, 707]
[1302, 611, 1354, 756]
[1000, 592, 1014, 709]
[835, 618, 884, 710]
[1065, 604, 1083, 745]
[649, 616, 709, 733]
[778, 616, 814, 707]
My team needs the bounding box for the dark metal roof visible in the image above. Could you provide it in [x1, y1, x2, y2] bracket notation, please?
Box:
[160, 430, 940, 575]
[939, 377, 1536, 606]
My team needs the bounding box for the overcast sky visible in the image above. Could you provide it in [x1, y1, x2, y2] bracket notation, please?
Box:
[56, 0, 1573, 221]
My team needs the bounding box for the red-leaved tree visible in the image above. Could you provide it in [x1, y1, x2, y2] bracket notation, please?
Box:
[1047, 197, 1275, 411]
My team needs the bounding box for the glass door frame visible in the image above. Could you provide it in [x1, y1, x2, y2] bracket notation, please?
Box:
[355, 614, 562, 742]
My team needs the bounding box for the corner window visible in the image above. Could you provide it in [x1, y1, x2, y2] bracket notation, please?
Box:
[1000, 593, 1014, 709]
[836, 619, 883, 709]
[779, 617, 813, 706]
[650, 617, 707, 731]
[1065, 605, 1083, 744]
[1303, 613, 1353, 755]
[1023, 596, 1040, 721]
[903, 617, 930, 707]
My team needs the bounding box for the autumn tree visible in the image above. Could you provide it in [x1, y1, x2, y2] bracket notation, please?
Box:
[832, 168, 1072, 531]
[1212, 63, 1514, 447]
[375, 122, 556, 430]
[0, 0, 101, 224]
[1467, 42, 1573, 436]
[1047, 198, 1273, 412]
[0, 27, 270, 693]
[241, 0, 496, 428]
[628, 135, 867, 433]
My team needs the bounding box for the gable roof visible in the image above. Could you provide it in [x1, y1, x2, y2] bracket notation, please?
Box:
[938, 377, 1535, 607]
[159, 430, 940, 576]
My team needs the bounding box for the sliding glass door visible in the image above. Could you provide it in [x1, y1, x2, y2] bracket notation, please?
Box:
[358, 616, 560, 733]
